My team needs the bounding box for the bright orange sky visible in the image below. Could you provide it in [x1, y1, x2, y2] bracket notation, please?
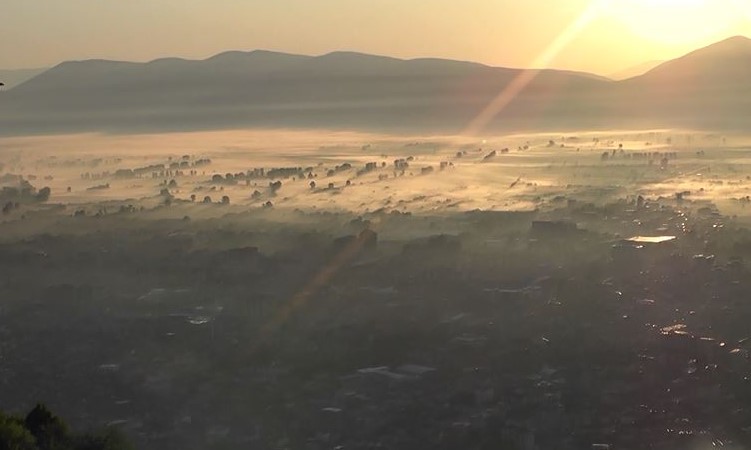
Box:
[1, 0, 749, 75]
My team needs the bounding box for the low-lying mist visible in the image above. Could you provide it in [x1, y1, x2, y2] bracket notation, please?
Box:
[4, 127, 751, 450]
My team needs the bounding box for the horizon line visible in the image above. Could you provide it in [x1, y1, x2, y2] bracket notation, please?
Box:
[1, 33, 749, 83]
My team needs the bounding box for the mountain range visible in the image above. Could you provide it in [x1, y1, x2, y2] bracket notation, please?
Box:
[1, 36, 749, 136]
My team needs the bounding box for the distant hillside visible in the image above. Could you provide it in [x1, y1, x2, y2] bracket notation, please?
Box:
[0, 50, 610, 135]
[0, 67, 47, 90]
[616, 36, 751, 129]
[608, 60, 664, 80]
[1, 36, 750, 135]
[637, 36, 751, 83]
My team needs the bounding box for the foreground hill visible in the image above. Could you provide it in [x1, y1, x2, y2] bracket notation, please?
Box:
[1, 36, 749, 135]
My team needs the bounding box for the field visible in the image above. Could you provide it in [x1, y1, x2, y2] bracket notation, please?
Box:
[3, 128, 751, 450]
[3, 129, 751, 220]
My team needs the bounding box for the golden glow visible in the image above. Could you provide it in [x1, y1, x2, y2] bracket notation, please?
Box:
[461, 0, 749, 135]
[730, 0, 751, 22]
[0, 1, 749, 76]
[601, 0, 741, 45]
[462, 0, 605, 136]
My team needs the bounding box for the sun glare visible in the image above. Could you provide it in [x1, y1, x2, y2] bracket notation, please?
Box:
[602, 0, 741, 45]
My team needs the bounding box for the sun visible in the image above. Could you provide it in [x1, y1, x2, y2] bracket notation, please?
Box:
[600, 0, 741, 45]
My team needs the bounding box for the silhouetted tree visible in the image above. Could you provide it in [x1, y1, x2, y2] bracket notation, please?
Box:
[1, 405, 133, 450]
[159, 188, 173, 206]
[269, 181, 282, 193]
[35, 187, 51, 202]
[25, 403, 69, 450]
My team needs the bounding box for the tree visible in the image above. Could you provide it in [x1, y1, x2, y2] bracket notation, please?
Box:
[24, 403, 69, 450]
[18, 180, 34, 197]
[0, 412, 36, 450]
[35, 187, 51, 202]
[0, 405, 133, 450]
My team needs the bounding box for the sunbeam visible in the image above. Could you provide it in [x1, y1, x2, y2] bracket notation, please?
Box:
[461, 0, 606, 136]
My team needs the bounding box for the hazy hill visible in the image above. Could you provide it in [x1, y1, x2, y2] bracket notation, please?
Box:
[0, 67, 48, 90]
[616, 36, 751, 129]
[608, 60, 664, 80]
[0, 49, 611, 135]
[636, 36, 751, 84]
[0, 36, 749, 135]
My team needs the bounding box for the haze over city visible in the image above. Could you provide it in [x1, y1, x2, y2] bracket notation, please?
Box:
[4, 2, 751, 450]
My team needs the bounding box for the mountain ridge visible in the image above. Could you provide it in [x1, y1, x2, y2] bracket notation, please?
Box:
[1, 36, 749, 135]
[8, 49, 615, 91]
[629, 35, 751, 82]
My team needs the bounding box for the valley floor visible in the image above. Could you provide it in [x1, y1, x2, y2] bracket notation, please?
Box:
[3, 128, 751, 449]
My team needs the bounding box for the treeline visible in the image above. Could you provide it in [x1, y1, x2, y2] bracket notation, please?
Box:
[1, 178, 51, 214]
[0, 404, 132, 450]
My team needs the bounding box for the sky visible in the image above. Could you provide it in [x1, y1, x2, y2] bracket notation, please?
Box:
[1, 0, 750, 75]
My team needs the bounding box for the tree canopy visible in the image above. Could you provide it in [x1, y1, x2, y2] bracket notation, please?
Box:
[0, 404, 132, 450]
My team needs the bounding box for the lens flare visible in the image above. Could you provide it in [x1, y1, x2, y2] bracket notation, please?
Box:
[461, 0, 605, 136]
